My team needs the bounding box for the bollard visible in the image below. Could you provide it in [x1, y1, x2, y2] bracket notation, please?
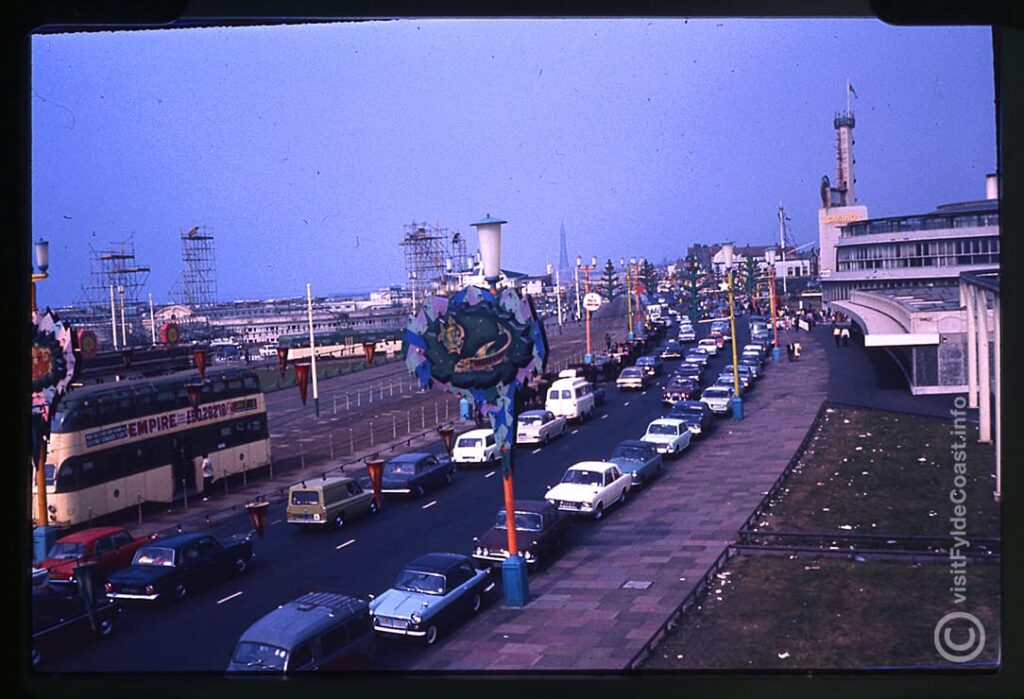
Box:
[182, 479, 189, 510]
[421, 406, 426, 428]
[407, 411, 411, 433]
[346, 394, 350, 410]
[330, 433, 335, 460]
[435, 403, 439, 424]
[350, 428, 354, 454]
[393, 415, 397, 439]
[445, 401, 449, 420]
[370, 422, 375, 446]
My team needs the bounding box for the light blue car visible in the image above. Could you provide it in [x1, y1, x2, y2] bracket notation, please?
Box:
[368, 552, 496, 646]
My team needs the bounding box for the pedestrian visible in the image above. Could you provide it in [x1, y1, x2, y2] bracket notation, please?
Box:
[833, 324, 841, 347]
[841, 327, 850, 347]
[605, 332, 611, 351]
[201, 454, 214, 500]
[794, 341, 802, 361]
[786, 342, 794, 362]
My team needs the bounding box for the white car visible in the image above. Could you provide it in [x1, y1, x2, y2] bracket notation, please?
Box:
[516, 410, 567, 446]
[451, 429, 500, 465]
[641, 418, 692, 456]
[544, 461, 631, 520]
[678, 327, 696, 342]
[700, 386, 735, 415]
[697, 338, 719, 356]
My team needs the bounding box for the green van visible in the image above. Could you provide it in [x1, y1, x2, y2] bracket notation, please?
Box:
[286, 476, 377, 529]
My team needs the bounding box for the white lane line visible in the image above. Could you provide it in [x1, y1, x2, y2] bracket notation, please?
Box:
[624, 401, 630, 407]
[484, 471, 496, 478]
[336, 538, 356, 550]
[571, 429, 579, 435]
[422, 500, 438, 509]
[642, 391, 647, 396]
[271, 519, 282, 525]
[217, 591, 243, 605]
[601, 414, 610, 420]
[532, 449, 542, 455]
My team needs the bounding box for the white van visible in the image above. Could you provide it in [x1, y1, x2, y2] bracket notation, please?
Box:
[451, 428, 500, 466]
[545, 377, 596, 422]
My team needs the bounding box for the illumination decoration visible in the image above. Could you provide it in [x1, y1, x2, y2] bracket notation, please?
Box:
[160, 322, 180, 345]
[403, 286, 548, 475]
[363, 341, 377, 367]
[294, 362, 311, 405]
[193, 349, 208, 382]
[31, 309, 76, 424]
[77, 329, 98, 361]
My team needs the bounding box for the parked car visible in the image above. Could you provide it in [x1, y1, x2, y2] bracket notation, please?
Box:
[700, 386, 735, 415]
[37, 526, 150, 585]
[742, 348, 765, 366]
[516, 410, 567, 446]
[471, 500, 569, 568]
[369, 553, 497, 646]
[227, 591, 374, 672]
[661, 376, 700, 405]
[659, 340, 683, 360]
[544, 461, 631, 520]
[616, 366, 649, 391]
[287, 476, 377, 529]
[545, 376, 597, 422]
[451, 428, 501, 466]
[32, 577, 120, 666]
[635, 355, 664, 377]
[719, 367, 752, 390]
[738, 356, 762, 378]
[641, 418, 692, 457]
[608, 440, 663, 487]
[104, 531, 254, 603]
[666, 400, 715, 437]
[380, 452, 456, 497]
[698, 338, 720, 356]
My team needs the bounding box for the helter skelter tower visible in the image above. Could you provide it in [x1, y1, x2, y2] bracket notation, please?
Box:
[170, 225, 217, 308]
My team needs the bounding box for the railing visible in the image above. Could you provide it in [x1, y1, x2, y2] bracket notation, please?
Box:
[736, 530, 1000, 558]
[843, 212, 999, 238]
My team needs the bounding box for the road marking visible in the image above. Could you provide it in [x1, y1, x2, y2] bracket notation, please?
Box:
[624, 401, 630, 406]
[532, 448, 542, 455]
[336, 538, 356, 550]
[271, 519, 282, 525]
[642, 391, 647, 396]
[422, 500, 438, 509]
[601, 414, 609, 420]
[217, 591, 243, 605]
[571, 429, 579, 435]
[484, 471, 496, 478]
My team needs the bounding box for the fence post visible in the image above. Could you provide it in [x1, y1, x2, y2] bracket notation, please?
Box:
[445, 400, 449, 420]
[300, 442, 305, 471]
[330, 433, 335, 460]
[369, 387, 373, 404]
[370, 422, 375, 447]
[242, 456, 248, 489]
[390, 380, 394, 397]
[333, 395, 337, 414]
[380, 384, 384, 400]
[421, 405, 426, 428]
[358, 390, 361, 407]
[350, 428, 354, 454]
[393, 415, 397, 439]
[269, 456, 274, 480]
[137, 493, 143, 525]
[435, 402, 439, 424]
[407, 411, 411, 433]
[182, 480, 188, 510]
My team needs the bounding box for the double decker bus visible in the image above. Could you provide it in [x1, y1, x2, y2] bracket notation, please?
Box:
[34, 366, 271, 529]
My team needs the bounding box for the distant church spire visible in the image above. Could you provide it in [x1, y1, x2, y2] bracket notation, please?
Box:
[558, 221, 571, 279]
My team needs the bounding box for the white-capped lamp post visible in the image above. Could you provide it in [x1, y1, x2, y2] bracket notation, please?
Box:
[720, 242, 743, 420]
[577, 255, 598, 364]
[621, 258, 634, 341]
[765, 246, 781, 363]
[470, 214, 529, 607]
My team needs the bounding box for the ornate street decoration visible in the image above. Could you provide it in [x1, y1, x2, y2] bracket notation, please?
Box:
[403, 286, 548, 475]
[77, 329, 98, 360]
[31, 309, 76, 424]
[160, 322, 180, 345]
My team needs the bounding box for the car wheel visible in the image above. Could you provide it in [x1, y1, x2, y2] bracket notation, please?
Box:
[445, 470, 455, 485]
[471, 592, 482, 613]
[593, 503, 604, 520]
[414, 485, 425, 498]
[424, 625, 439, 646]
[619, 489, 628, 505]
[235, 557, 248, 574]
[98, 617, 114, 637]
[334, 514, 345, 529]
[174, 583, 188, 600]
[542, 433, 550, 446]
[369, 500, 379, 515]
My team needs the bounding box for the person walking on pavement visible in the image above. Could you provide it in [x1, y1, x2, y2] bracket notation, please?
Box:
[201, 454, 214, 500]
[794, 341, 802, 361]
[841, 327, 851, 347]
[605, 332, 611, 351]
[786, 342, 795, 362]
[833, 324, 841, 347]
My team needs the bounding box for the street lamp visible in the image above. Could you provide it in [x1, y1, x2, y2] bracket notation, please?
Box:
[721, 242, 743, 420]
[620, 258, 634, 341]
[765, 246, 782, 363]
[471, 213, 528, 606]
[577, 255, 598, 364]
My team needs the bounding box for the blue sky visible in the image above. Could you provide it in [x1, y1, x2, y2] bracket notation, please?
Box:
[31, 18, 995, 307]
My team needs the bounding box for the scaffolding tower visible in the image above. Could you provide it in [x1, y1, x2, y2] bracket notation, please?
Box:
[170, 225, 217, 308]
[401, 221, 455, 312]
[82, 235, 151, 312]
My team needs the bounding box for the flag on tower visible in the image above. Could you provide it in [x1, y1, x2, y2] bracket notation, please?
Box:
[848, 82, 858, 99]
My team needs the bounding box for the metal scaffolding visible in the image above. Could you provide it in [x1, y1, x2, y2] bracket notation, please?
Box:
[82, 235, 151, 312]
[170, 225, 217, 308]
[401, 221, 461, 312]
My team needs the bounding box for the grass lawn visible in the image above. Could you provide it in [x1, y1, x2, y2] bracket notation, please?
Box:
[755, 406, 999, 538]
[253, 355, 399, 392]
[640, 553, 1000, 670]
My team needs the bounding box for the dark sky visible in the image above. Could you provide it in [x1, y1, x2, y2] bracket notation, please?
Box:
[31, 18, 995, 307]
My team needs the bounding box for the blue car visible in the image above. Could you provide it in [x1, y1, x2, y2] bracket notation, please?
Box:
[608, 439, 663, 488]
[380, 452, 456, 497]
[369, 553, 496, 646]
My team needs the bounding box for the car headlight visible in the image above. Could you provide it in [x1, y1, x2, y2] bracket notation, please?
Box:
[581, 501, 593, 509]
[524, 550, 535, 560]
[410, 613, 422, 625]
[145, 585, 155, 595]
[631, 470, 638, 478]
[474, 546, 483, 555]
[481, 548, 489, 556]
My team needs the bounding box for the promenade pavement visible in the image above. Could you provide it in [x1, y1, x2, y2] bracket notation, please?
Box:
[406, 326, 830, 671]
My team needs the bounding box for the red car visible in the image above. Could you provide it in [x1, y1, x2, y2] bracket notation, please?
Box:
[38, 527, 150, 584]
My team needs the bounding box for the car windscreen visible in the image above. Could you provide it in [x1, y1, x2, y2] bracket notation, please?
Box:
[620, 368, 642, 377]
[494, 510, 544, 532]
[647, 423, 678, 436]
[457, 438, 482, 448]
[394, 569, 446, 595]
[133, 546, 176, 567]
[611, 446, 646, 461]
[291, 491, 320, 505]
[561, 470, 603, 486]
[519, 414, 543, 426]
[47, 541, 86, 559]
[384, 461, 416, 476]
[233, 641, 288, 670]
[704, 388, 729, 398]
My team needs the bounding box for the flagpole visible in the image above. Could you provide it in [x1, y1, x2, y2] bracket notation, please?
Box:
[846, 78, 850, 113]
